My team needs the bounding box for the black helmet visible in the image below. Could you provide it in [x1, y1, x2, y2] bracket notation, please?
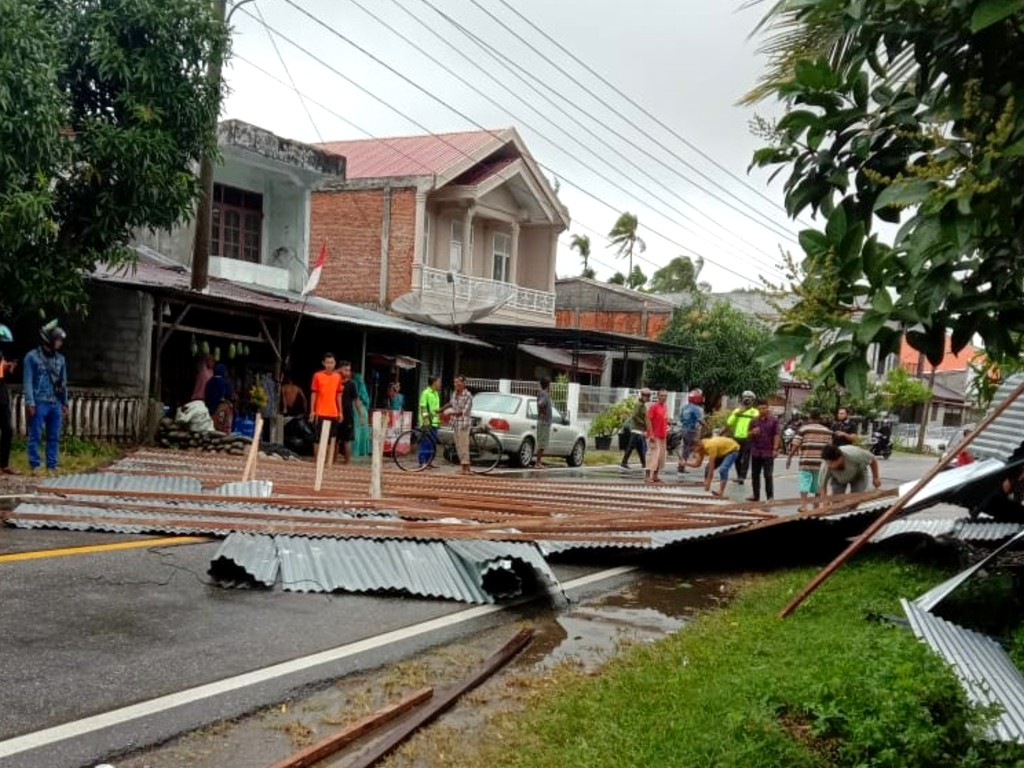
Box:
[40, 319, 67, 346]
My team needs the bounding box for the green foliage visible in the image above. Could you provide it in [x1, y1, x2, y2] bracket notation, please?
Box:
[750, 0, 1024, 398]
[799, 371, 885, 420]
[588, 396, 636, 438]
[475, 556, 1023, 768]
[969, 351, 1024, 408]
[607, 211, 646, 280]
[648, 255, 710, 294]
[880, 367, 933, 413]
[0, 0, 229, 316]
[648, 298, 779, 408]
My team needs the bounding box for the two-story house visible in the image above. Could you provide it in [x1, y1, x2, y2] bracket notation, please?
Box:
[310, 128, 570, 327]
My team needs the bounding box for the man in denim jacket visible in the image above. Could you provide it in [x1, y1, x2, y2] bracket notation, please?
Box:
[23, 321, 69, 474]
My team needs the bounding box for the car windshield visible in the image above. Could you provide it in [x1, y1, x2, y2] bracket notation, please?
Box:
[472, 392, 521, 415]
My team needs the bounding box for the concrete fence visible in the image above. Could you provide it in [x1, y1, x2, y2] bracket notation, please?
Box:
[6, 391, 144, 442]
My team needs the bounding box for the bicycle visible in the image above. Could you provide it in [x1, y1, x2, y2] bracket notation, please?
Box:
[391, 419, 503, 474]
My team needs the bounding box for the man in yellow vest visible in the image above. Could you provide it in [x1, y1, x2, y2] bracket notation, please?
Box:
[726, 390, 759, 485]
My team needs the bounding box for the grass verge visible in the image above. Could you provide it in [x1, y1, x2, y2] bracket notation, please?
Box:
[5, 436, 122, 475]
[461, 556, 1024, 768]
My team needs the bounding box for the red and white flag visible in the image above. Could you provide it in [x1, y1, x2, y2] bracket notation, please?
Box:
[302, 243, 327, 296]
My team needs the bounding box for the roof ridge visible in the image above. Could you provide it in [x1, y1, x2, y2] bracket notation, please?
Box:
[317, 128, 508, 147]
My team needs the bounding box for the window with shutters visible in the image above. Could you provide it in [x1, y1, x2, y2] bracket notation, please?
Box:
[211, 184, 263, 263]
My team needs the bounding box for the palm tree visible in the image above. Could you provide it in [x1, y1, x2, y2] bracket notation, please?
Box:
[607, 212, 646, 280]
[569, 233, 592, 276]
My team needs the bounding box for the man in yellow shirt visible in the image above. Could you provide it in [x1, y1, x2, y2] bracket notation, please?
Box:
[687, 435, 741, 497]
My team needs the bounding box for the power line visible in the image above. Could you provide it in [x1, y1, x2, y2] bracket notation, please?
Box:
[422, 0, 797, 247]
[255, 0, 773, 287]
[383, 0, 785, 277]
[232, 51, 759, 288]
[489, 0, 811, 230]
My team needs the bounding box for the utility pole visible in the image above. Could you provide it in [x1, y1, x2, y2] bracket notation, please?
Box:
[191, 0, 230, 292]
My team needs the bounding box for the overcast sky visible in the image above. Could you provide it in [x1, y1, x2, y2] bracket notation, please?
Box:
[222, 0, 799, 292]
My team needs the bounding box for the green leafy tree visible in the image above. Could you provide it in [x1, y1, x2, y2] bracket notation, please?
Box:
[648, 255, 710, 294]
[608, 212, 646, 280]
[626, 265, 647, 290]
[0, 0, 228, 316]
[880, 367, 933, 416]
[748, 0, 1024, 400]
[569, 233, 593, 277]
[648, 299, 779, 409]
[799, 371, 885, 421]
[607, 272, 626, 286]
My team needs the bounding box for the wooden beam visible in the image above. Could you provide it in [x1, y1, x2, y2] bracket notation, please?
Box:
[259, 316, 282, 361]
[264, 688, 432, 768]
[343, 629, 534, 768]
[158, 303, 194, 354]
[170, 322, 265, 345]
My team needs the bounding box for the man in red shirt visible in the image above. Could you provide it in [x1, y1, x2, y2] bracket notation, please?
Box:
[645, 388, 669, 484]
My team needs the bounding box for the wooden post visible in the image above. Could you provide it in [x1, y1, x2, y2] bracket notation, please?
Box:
[778, 374, 1024, 618]
[370, 410, 384, 499]
[313, 419, 331, 492]
[241, 412, 263, 482]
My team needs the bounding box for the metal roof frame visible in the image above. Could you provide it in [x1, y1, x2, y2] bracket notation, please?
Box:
[462, 322, 691, 356]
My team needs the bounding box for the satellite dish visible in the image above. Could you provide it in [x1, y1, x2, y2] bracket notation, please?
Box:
[391, 277, 516, 326]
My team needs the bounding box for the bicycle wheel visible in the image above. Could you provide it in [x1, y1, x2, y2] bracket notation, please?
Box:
[392, 429, 435, 471]
[468, 430, 503, 474]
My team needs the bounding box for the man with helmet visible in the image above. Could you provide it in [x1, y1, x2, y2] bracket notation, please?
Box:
[23, 320, 69, 475]
[726, 390, 760, 485]
[0, 323, 16, 475]
[676, 388, 705, 474]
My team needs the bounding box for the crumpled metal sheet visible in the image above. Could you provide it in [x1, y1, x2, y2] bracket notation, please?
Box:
[537, 523, 747, 555]
[902, 599, 1024, 743]
[208, 533, 558, 604]
[971, 374, 1024, 462]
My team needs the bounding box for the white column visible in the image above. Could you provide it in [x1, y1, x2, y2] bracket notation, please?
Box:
[499, 378, 512, 394]
[548, 229, 558, 292]
[462, 206, 475, 275]
[566, 382, 580, 425]
[508, 221, 520, 284]
[413, 190, 427, 264]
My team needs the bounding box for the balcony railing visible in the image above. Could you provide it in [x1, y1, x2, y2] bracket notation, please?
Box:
[417, 266, 555, 317]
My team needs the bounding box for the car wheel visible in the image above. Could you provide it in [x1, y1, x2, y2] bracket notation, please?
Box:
[516, 437, 535, 468]
[566, 439, 585, 468]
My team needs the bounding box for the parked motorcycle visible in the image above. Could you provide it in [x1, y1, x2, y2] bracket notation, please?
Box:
[869, 430, 893, 459]
[667, 421, 684, 455]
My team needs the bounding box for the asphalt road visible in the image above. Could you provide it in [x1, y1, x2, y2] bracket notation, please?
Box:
[0, 452, 944, 768]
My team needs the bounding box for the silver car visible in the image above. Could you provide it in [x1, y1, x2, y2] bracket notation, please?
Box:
[438, 391, 587, 468]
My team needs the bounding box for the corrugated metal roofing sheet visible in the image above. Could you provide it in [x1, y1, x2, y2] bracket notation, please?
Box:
[96, 252, 487, 346]
[872, 518, 960, 543]
[318, 130, 498, 179]
[972, 374, 1024, 462]
[915, 529, 1024, 612]
[538, 523, 748, 555]
[902, 600, 1024, 742]
[895, 459, 1007, 508]
[213, 481, 274, 498]
[41, 473, 203, 494]
[208, 533, 557, 604]
[955, 520, 1024, 541]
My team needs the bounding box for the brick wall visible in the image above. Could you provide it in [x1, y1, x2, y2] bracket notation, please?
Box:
[310, 186, 416, 308]
[555, 309, 671, 340]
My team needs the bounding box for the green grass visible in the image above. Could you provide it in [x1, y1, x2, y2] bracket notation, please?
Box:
[581, 449, 626, 466]
[6, 436, 122, 475]
[472, 556, 1024, 768]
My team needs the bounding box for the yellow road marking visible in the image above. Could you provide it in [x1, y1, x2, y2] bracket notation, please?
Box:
[0, 536, 212, 563]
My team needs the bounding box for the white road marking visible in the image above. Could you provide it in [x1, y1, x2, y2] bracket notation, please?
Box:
[0, 566, 636, 759]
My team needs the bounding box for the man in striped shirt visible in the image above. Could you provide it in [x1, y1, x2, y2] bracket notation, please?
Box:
[786, 409, 833, 511]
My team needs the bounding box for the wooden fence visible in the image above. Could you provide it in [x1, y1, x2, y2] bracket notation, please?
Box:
[7, 391, 143, 442]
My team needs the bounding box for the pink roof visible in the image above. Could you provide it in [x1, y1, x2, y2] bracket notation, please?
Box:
[318, 130, 502, 180]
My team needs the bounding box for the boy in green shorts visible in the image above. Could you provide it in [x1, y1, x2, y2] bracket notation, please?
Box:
[786, 409, 833, 511]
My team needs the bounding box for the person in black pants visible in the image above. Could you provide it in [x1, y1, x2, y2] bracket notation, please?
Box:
[620, 389, 650, 469]
[0, 324, 16, 475]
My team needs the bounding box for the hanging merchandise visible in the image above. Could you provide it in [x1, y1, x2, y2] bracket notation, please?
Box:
[213, 346, 221, 362]
[201, 340, 210, 357]
[228, 343, 236, 360]
[190, 334, 198, 357]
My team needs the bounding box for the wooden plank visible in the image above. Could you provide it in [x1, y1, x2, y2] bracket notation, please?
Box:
[343, 629, 534, 768]
[264, 687, 432, 768]
[241, 413, 264, 482]
[314, 419, 331, 492]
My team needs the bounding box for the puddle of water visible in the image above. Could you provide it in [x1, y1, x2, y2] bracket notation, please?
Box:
[516, 573, 729, 671]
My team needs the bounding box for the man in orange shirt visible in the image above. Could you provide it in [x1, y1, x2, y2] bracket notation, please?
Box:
[309, 352, 343, 464]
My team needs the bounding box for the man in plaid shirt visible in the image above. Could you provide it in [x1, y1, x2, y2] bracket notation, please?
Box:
[447, 374, 474, 475]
